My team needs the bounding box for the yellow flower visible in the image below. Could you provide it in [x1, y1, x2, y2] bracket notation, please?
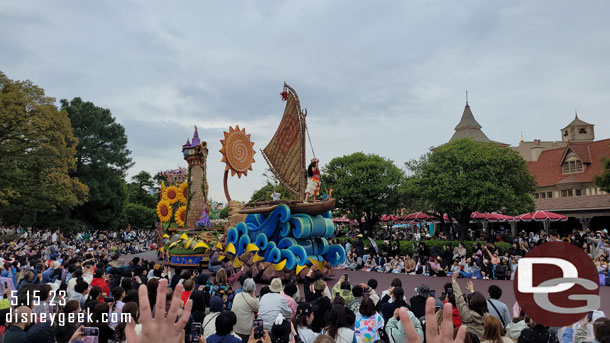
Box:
[175, 206, 187, 227]
[157, 200, 173, 222]
[164, 186, 179, 204]
[178, 182, 188, 205]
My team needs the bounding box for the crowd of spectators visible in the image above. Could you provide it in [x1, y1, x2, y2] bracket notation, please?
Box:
[340, 228, 610, 284]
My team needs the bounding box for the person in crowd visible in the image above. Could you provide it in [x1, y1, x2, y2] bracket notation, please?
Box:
[486, 285, 511, 329]
[332, 275, 354, 303]
[379, 286, 408, 324]
[282, 282, 298, 317]
[293, 302, 319, 343]
[506, 310, 528, 342]
[259, 278, 292, 330]
[3, 306, 31, 343]
[517, 317, 558, 343]
[180, 279, 194, 306]
[404, 254, 417, 274]
[323, 303, 359, 343]
[452, 272, 487, 338]
[202, 296, 224, 339]
[481, 315, 513, 343]
[409, 284, 430, 319]
[91, 268, 111, 296]
[440, 282, 462, 328]
[91, 302, 115, 343]
[348, 285, 364, 314]
[206, 311, 242, 343]
[53, 300, 80, 343]
[495, 258, 510, 280]
[385, 305, 423, 343]
[303, 270, 331, 333]
[365, 279, 380, 305]
[354, 298, 384, 343]
[232, 278, 259, 343]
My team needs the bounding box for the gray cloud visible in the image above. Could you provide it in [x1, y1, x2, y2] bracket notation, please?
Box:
[2, 0, 610, 201]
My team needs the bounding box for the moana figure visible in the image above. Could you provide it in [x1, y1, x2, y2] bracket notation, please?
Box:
[305, 158, 320, 202]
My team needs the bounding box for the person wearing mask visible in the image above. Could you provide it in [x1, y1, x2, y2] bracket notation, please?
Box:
[354, 298, 384, 343]
[202, 296, 224, 339]
[481, 316, 512, 343]
[452, 272, 487, 338]
[232, 278, 259, 343]
[259, 278, 292, 330]
[365, 279, 380, 305]
[206, 311, 242, 343]
[293, 303, 319, 343]
[486, 285, 511, 329]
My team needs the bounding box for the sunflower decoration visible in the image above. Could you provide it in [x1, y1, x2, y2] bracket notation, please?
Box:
[157, 200, 173, 222]
[219, 125, 256, 178]
[177, 182, 188, 205]
[174, 205, 187, 227]
[164, 185, 179, 204]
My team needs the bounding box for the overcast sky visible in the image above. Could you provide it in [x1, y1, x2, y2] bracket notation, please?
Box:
[2, 1, 610, 202]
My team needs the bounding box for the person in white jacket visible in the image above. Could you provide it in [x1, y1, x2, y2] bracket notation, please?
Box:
[386, 307, 423, 343]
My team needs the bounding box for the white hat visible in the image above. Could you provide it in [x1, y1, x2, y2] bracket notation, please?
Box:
[270, 278, 283, 293]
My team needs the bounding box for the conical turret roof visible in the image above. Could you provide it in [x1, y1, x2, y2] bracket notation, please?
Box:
[561, 114, 593, 130]
[449, 104, 490, 142]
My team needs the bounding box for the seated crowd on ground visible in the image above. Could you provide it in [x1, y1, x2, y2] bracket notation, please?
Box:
[340, 228, 610, 283]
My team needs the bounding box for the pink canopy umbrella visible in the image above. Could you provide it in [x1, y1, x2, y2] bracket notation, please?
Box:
[404, 212, 435, 221]
[515, 211, 567, 222]
[471, 212, 500, 221]
[380, 215, 392, 222]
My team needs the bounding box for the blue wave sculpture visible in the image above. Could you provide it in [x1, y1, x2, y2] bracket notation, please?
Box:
[227, 204, 346, 269]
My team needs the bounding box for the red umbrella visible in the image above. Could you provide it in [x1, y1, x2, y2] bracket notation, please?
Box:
[515, 211, 567, 222]
[404, 212, 434, 221]
[380, 215, 392, 222]
[493, 214, 515, 222]
[471, 212, 499, 221]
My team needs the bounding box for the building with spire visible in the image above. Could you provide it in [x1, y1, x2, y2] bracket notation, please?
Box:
[449, 102, 508, 146]
[517, 114, 609, 227]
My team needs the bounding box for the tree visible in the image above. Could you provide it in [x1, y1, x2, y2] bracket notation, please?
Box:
[127, 171, 157, 208]
[124, 203, 156, 229]
[61, 97, 133, 229]
[250, 182, 297, 202]
[595, 157, 610, 193]
[405, 139, 536, 239]
[0, 72, 88, 226]
[322, 152, 404, 234]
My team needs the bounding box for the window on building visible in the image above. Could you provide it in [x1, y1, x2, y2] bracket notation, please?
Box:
[534, 193, 539, 199]
[540, 192, 546, 199]
[547, 192, 553, 198]
[561, 189, 573, 197]
[579, 128, 587, 134]
[562, 159, 584, 174]
[575, 189, 582, 196]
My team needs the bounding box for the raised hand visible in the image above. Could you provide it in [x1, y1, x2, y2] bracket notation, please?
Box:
[466, 280, 474, 293]
[399, 297, 468, 343]
[126, 278, 192, 343]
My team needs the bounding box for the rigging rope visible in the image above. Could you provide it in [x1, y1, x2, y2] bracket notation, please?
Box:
[305, 119, 330, 196]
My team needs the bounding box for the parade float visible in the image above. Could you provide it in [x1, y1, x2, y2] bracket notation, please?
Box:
[156, 127, 220, 267]
[156, 83, 346, 277]
[215, 83, 346, 280]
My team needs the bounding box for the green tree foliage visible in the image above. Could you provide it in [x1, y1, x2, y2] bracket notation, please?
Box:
[322, 152, 404, 234]
[219, 207, 229, 219]
[595, 157, 610, 193]
[405, 139, 536, 239]
[250, 182, 297, 202]
[124, 203, 156, 229]
[61, 97, 133, 229]
[127, 171, 157, 208]
[0, 72, 88, 226]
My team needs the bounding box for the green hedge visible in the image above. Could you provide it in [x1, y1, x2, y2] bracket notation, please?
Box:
[336, 238, 511, 256]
